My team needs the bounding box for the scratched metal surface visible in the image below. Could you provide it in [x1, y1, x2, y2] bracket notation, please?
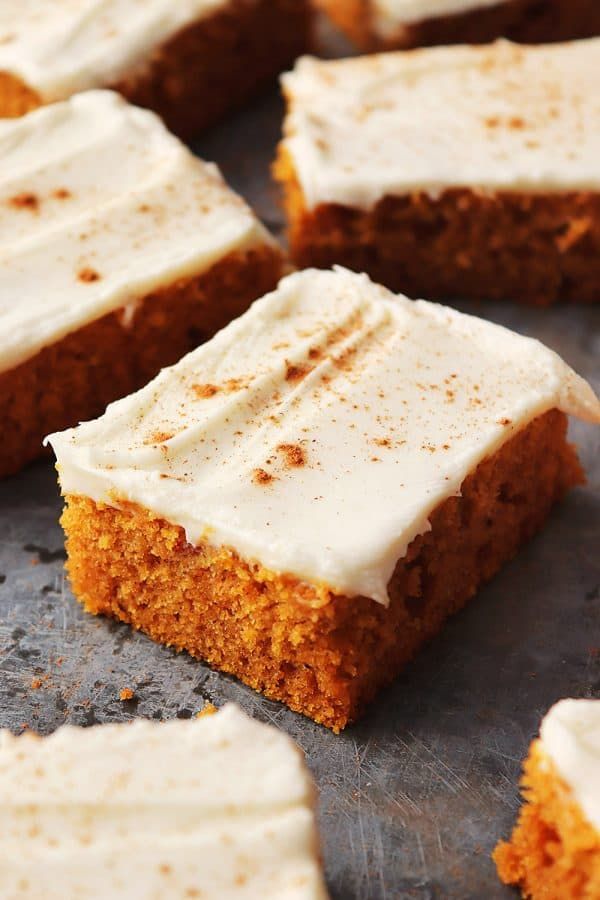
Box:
[1, 19, 599, 900]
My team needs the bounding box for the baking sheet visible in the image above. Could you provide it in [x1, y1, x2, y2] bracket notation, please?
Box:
[1, 20, 599, 900]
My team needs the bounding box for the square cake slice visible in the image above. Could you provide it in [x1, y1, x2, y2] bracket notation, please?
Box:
[48, 268, 600, 732]
[0, 0, 312, 137]
[276, 39, 600, 305]
[0, 90, 285, 479]
[494, 699, 600, 899]
[316, 0, 600, 51]
[0, 704, 329, 899]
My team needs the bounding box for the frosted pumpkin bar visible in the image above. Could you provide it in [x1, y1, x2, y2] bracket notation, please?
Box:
[494, 699, 600, 899]
[315, 0, 600, 52]
[0, 90, 284, 479]
[276, 39, 600, 305]
[0, 0, 312, 137]
[0, 704, 329, 899]
[48, 268, 600, 731]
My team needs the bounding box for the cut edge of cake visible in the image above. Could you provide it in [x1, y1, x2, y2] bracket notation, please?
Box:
[275, 42, 600, 304]
[47, 268, 600, 729]
[494, 698, 600, 899]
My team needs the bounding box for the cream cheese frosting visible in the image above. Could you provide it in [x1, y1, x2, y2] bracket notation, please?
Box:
[0, 0, 231, 101]
[48, 268, 600, 606]
[281, 39, 600, 209]
[539, 699, 600, 832]
[0, 704, 329, 899]
[0, 90, 274, 375]
[372, 0, 505, 34]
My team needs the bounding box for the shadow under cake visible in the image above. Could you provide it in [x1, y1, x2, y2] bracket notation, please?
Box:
[48, 268, 600, 731]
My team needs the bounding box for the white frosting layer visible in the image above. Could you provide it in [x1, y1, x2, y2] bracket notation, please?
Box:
[0, 0, 230, 100]
[540, 699, 600, 833]
[372, 0, 504, 34]
[0, 704, 329, 900]
[48, 268, 600, 606]
[0, 90, 274, 375]
[281, 40, 600, 209]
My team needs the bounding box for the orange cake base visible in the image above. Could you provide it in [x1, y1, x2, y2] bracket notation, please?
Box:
[0, 244, 284, 479]
[316, 0, 600, 51]
[494, 741, 600, 898]
[275, 149, 600, 306]
[0, 0, 312, 137]
[60, 409, 582, 732]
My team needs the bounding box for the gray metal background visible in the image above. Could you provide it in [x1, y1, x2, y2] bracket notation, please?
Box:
[1, 19, 599, 900]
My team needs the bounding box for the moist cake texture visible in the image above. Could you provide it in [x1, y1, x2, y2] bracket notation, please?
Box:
[0, 90, 284, 478]
[48, 268, 600, 729]
[494, 699, 600, 898]
[0, 0, 312, 136]
[0, 704, 329, 899]
[276, 39, 600, 305]
[316, 0, 600, 50]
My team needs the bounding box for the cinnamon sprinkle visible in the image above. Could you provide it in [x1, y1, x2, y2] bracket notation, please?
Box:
[253, 468, 275, 485]
[9, 192, 39, 212]
[78, 267, 101, 284]
[277, 443, 306, 467]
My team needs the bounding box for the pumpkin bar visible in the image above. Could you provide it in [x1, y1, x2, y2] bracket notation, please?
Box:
[0, 0, 312, 137]
[494, 699, 600, 899]
[315, 0, 600, 51]
[0, 90, 284, 479]
[48, 268, 600, 732]
[276, 39, 600, 305]
[0, 704, 329, 899]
